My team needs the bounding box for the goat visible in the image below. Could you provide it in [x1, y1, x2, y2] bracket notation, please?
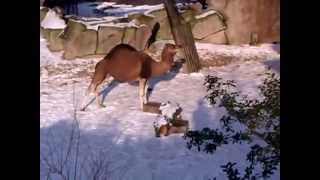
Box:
[80, 43, 181, 111]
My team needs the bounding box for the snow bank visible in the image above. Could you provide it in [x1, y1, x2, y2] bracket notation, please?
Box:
[96, 2, 116, 10]
[143, 4, 164, 16]
[41, 9, 66, 29]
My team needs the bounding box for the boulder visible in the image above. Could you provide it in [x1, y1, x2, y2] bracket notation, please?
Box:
[135, 25, 152, 50]
[96, 26, 124, 54]
[192, 10, 226, 40]
[62, 19, 97, 59]
[46, 29, 65, 51]
[40, 27, 50, 40]
[198, 30, 227, 44]
[127, 13, 154, 26]
[206, 0, 280, 44]
[122, 26, 137, 48]
[40, 8, 66, 51]
[147, 8, 173, 40]
[40, 7, 49, 24]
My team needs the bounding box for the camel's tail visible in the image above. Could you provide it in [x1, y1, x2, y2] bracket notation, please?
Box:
[144, 22, 160, 51]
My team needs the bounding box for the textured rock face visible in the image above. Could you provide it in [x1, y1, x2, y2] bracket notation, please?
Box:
[199, 30, 227, 44]
[192, 10, 226, 41]
[62, 20, 97, 59]
[95, 26, 124, 55]
[47, 29, 65, 51]
[207, 0, 280, 44]
[40, 1, 280, 59]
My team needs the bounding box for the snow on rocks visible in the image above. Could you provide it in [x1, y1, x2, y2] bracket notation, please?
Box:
[153, 116, 169, 128]
[159, 101, 181, 120]
[195, 9, 218, 19]
[41, 9, 66, 29]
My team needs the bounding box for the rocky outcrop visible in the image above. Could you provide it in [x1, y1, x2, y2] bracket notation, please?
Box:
[192, 10, 226, 43]
[40, 1, 279, 59]
[207, 0, 280, 44]
[62, 19, 97, 59]
[40, 8, 66, 51]
[95, 25, 124, 55]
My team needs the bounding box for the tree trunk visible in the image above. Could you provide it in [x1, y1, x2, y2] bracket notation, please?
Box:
[163, 0, 201, 73]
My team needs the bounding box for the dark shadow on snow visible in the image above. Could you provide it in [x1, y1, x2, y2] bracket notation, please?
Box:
[263, 58, 280, 73]
[147, 61, 183, 99]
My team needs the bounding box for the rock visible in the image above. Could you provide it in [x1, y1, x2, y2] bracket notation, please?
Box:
[198, 30, 227, 44]
[128, 13, 154, 26]
[143, 101, 161, 114]
[192, 10, 226, 40]
[135, 25, 152, 50]
[155, 120, 189, 137]
[96, 26, 124, 55]
[62, 19, 97, 59]
[147, 8, 173, 40]
[40, 7, 49, 24]
[47, 29, 65, 51]
[206, 0, 280, 44]
[40, 27, 49, 40]
[181, 9, 197, 24]
[122, 26, 137, 48]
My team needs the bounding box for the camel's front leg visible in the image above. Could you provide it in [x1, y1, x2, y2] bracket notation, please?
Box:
[139, 78, 147, 110]
[144, 79, 149, 104]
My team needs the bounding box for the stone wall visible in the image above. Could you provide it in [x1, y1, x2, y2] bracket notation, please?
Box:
[207, 0, 280, 44]
[40, 1, 279, 59]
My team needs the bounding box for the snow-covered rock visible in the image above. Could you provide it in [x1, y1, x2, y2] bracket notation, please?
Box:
[41, 9, 66, 29]
[159, 101, 181, 120]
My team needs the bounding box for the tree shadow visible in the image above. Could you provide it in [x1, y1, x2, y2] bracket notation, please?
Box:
[40, 117, 194, 180]
[262, 58, 280, 73]
[191, 99, 223, 131]
[270, 43, 280, 54]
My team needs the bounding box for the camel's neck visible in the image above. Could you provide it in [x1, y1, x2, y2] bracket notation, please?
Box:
[150, 50, 174, 76]
[161, 50, 174, 64]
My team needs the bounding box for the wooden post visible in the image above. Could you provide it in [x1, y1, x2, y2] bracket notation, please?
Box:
[163, 0, 201, 73]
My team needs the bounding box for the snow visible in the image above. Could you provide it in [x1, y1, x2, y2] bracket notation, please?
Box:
[96, 3, 164, 17]
[40, 35, 280, 179]
[143, 4, 165, 16]
[41, 9, 66, 29]
[96, 2, 117, 10]
[159, 101, 181, 120]
[154, 116, 169, 128]
[195, 10, 218, 19]
[68, 16, 140, 31]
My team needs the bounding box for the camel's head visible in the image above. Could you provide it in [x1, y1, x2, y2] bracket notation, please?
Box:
[163, 43, 182, 55]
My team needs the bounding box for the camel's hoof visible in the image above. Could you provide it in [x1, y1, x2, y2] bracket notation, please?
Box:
[99, 104, 106, 108]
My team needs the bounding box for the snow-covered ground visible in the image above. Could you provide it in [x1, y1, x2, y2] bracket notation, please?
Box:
[40, 36, 280, 180]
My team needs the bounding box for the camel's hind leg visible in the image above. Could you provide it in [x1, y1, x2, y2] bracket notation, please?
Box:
[139, 78, 148, 110]
[80, 61, 108, 111]
[144, 79, 149, 104]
